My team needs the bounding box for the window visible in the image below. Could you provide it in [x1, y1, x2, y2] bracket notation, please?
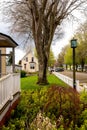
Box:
[30, 63, 35, 69]
[31, 57, 34, 62]
[24, 64, 26, 70]
[26, 57, 28, 62]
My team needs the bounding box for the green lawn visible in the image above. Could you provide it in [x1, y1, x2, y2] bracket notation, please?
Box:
[21, 74, 68, 90]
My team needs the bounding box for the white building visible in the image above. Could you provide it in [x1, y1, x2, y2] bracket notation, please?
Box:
[21, 51, 38, 73]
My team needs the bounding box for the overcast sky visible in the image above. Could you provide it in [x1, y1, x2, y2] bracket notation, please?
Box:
[0, 0, 86, 63]
[0, 20, 76, 63]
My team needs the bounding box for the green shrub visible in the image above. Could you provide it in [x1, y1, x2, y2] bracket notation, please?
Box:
[2, 88, 47, 130]
[20, 70, 26, 77]
[44, 86, 81, 129]
[80, 120, 87, 130]
[2, 87, 87, 130]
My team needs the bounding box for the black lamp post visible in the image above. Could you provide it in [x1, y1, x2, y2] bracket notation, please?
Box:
[71, 38, 77, 90]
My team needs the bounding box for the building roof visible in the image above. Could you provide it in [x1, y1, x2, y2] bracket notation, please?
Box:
[0, 33, 18, 48]
[21, 50, 32, 61]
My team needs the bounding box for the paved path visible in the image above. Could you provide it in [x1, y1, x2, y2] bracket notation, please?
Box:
[59, 71, 87, 83]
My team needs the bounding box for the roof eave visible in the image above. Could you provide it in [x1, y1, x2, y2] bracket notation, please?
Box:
[0, 33, 18, 48]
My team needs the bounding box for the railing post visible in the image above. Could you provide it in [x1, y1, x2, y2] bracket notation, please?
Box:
[10, 74, 13, 101]
[12, 47, 15, 73]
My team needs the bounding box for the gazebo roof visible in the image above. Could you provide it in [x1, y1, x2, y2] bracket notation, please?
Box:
[0, 33, 18, 48]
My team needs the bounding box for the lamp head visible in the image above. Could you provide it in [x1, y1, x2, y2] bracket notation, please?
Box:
[71, 38, 77, 48]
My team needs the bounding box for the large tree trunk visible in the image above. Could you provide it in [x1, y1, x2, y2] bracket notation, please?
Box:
[37, 54, 48, 84]
[36, 41, 50, 84]
[31, 1, 56, 85]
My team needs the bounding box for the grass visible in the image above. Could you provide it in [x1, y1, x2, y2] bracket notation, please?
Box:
[21, 74, 68, 90]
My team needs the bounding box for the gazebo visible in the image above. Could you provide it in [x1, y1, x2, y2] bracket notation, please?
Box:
[0, 33, 18, 75]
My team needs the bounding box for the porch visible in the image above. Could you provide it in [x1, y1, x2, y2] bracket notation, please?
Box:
[0, 33, 21, 127]
[0, 73, 20, 126]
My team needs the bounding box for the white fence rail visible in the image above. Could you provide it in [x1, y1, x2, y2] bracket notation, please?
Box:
[53, 72, 83, 92]
[0, 73, 20, 110]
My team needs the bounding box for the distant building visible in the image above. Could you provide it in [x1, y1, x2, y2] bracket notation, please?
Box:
[21, 51, 38, 73]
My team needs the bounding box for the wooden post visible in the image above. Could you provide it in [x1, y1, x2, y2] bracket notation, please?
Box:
[0, 50, 1, 77]
[12, 47, 15, 73]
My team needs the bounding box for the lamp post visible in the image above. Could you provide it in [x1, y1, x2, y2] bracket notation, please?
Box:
[71, 38, 77, 90]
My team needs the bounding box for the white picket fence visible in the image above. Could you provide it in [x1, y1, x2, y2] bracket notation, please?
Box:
[0, 73, 20, 110]
[53, 72, 85, 92]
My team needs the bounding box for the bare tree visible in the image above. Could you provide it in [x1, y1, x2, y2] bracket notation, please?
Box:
[2, 0, 87, 84]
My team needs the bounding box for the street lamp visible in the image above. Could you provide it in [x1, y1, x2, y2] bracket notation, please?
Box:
[71, 38, 77, 90]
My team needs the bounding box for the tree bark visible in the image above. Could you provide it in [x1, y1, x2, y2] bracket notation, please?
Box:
[37, 55, 48, 84]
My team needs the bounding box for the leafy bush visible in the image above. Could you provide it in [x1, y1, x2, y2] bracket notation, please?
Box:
[2, 88, 47, 130]
[44, 86, 81, 129]
[20, 70, 26, 77]
[2, 87, 87, 130]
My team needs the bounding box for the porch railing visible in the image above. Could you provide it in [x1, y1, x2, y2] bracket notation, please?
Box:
[0, 73, 20, 110]
[6, 65, 22, 74]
